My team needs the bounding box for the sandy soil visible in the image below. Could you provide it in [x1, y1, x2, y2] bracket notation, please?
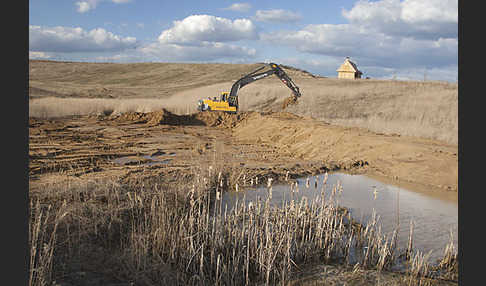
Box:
[29, 109, 457, 196]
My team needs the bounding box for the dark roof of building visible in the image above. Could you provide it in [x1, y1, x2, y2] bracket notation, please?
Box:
[337, 57, 362, 74]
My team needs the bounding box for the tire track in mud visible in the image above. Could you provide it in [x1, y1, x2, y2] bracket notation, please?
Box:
[29, 109, 457, 193]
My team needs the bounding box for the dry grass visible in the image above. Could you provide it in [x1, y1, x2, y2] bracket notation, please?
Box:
[29, 60, 264, 99]
[239, 78, 458, 145]
[29, 199, 68, 286]
[29, 60, 457, 144]
[29, 97, 194, 118]
[29, 166, 458, 286]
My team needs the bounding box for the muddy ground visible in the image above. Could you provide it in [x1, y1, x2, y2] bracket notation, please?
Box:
[29, 109, 457, 197]
[29, 109, 458, 285]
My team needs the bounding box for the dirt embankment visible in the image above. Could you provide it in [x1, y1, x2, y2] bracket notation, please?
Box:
[29, 109, 457, 194]
[113, 108, 252, 128]
[232, 111, 457, 192]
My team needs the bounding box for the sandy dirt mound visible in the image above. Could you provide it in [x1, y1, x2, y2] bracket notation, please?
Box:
[114, 111, 146, 123]
[111, 109, 254, 128]
[112, 109, 194, 126]
[144, 110, 191, 126]
[282, 95, 299, 110]
[194, 111, 253, 128]
[233, 111, 458, 192]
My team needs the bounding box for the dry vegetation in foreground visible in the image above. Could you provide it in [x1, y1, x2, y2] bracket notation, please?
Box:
[29, 166, 458, 286]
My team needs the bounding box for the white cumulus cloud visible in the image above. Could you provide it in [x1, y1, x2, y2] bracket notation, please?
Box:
[76, 0, 98, 13]
[29, 51, 52, 59]
[222, 3, 252, 12]
[158, 15, 257, 45]
[139, 41, 256, 62]
[259, 0, 457, 78]
[148, 14, 257, 62]
[29, 25, 137, 53]
[260, 23, 457, 69]
[253, 9, 302, 23]
[75, 0, 132, 13]
[342, 0, 457, 39]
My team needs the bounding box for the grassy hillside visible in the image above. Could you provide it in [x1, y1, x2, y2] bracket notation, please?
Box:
[29, 60, 264, 99]
[239, 77, 458, 144]
[29, 60, 458, 144]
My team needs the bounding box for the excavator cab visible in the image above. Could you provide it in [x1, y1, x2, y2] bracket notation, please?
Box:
[226, 93, 238, 109]
[197, 91, 238, 113]
[220, 92, 228, 102]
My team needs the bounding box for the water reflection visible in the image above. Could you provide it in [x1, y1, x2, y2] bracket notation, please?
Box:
[222, 172, 458, 263]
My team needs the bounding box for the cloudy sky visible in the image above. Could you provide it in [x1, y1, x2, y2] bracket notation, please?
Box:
[29, 0, 458, 82]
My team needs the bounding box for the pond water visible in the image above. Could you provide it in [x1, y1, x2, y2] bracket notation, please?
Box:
[222, 172, 458, 264]
[112, 155, 172, 166]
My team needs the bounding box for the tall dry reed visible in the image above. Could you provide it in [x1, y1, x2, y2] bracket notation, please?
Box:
[29, 199, 68, 286]
[29, 167, 458, 285]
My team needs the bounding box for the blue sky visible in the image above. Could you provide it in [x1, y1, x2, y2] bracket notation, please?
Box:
[29, 0, 458, 82]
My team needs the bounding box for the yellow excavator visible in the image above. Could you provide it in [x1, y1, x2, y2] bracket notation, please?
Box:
[197, 63, 302, 113]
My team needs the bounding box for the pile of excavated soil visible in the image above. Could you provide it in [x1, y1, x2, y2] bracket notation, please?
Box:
[114, 111, 146, 123]
[193, 111, 253, 128]
[144, 110, 191, 126]
[282, 95, 298, 110]
[111, 109, 188, 126]
[111, 109, 254, 128]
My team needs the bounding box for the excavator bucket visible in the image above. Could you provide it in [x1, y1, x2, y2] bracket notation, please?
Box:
[197, 62, 302, 113]
[282, 95, 299, 110]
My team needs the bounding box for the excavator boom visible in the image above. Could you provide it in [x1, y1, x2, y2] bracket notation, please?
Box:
[197, 63, 301, 113]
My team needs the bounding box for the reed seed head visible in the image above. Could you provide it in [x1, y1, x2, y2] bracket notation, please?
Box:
[267, 177, 273, 188]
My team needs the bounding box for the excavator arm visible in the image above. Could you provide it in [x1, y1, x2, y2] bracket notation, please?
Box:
[229, 63, 302, 100]
[198, 62, 301, 113]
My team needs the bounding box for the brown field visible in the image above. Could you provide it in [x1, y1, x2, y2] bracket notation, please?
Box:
[28, 60, 458, 285]
[29, 60, 457, 144]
